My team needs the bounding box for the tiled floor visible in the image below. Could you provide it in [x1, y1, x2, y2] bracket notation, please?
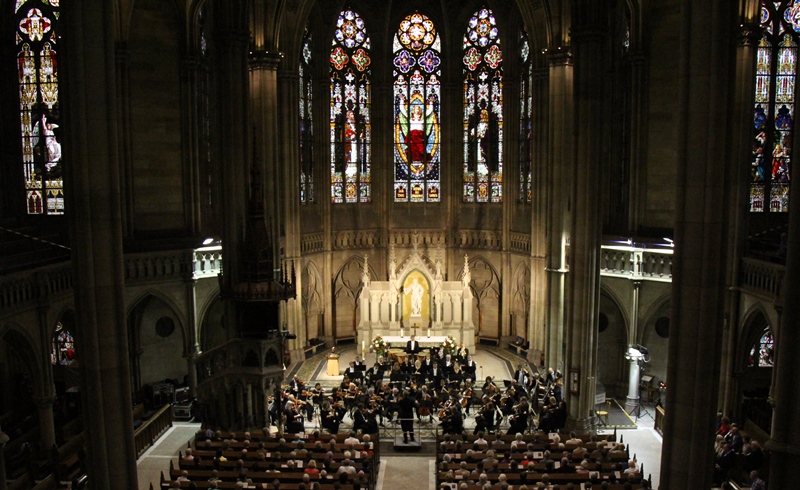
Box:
[137, 346, 664, 489]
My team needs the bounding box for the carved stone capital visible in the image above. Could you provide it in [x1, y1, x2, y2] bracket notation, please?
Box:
[737, 23, 763, 47]
[249, 50, 283, 71]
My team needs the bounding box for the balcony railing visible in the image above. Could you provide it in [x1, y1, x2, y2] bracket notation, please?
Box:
[740, 257, 784, 301]
[600, 245, 673, 282]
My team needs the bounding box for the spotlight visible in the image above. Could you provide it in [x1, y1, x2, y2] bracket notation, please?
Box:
[202, 237, 215, 245]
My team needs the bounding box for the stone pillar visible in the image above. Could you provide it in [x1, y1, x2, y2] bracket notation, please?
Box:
[186, 279, 199, 398]
[659, 0, 736, 487]
[529, 67, 549, 367]
[720, 19, 762, 415]
[61, 2, 138, 487]
[215, 0, 249, 292]
[0, 426, 9, 490]
[564, 4, 605, 431]
[544, 50, 572, 373]
[33, 396, 57, 453]
[278, 66, 306, 357]
[766, 86, 800, 490]
[180, 55, 207, 235]
[624, 348, 644, 415]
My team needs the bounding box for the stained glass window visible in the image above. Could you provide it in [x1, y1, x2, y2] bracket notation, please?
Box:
[393, 13, 441, 202]
[751, 0, 798, 213]
[16, 0, 63, 215]
[463, 8, 503, 203]
[330, 10, 371, 204]
[51, 323, 76, 365]
[747, 326, 774, 367]
[519, 28, 532, 203]
[300, 28, 314, 203]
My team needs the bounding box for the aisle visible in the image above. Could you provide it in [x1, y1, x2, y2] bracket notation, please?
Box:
[375, 455, 433, 490]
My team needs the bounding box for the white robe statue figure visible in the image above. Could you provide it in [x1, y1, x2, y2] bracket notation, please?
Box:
[405, 278, 424, 316]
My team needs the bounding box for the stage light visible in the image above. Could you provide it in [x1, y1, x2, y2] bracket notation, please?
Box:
[202, 237, 215, 245]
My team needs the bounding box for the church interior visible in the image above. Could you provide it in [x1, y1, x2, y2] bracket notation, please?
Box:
[0, 0, 797, 489]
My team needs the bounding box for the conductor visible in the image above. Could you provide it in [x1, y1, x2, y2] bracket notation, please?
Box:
[406, 335, 420, 355]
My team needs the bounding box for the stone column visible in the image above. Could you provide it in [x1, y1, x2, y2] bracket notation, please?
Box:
[180, 55, 207, 235]
[33, 396, 57, 453]
[659, 0, 736, 487]
[564, 4, 605, 431]
[720, 19, 762, 415]
[186, 279, 199, 397]
[0, 426, 9, 490]
[766, 85, 800, 490]
[544, 51, 572, 373]
[215, 0, 249, 292]
[278, 66, 306, 358]
[61, 2, 138, 487]
[529, 67, 549, 367]
[624, 348, 644, 415]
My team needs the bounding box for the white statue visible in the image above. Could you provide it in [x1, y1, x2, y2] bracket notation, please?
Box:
[405, 277, 424, 316]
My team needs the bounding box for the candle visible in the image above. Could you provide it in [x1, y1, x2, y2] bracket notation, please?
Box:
[401, 328, 404, 338]
[362, 340, 365, 354]
[428, 328, 431, 338]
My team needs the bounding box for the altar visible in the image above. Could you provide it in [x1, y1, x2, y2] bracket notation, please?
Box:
[381, 335, 449, 348]
[356, 242, 476, 353]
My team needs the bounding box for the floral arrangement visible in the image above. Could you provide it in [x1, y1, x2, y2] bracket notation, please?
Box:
[442, 335, 458, 356]
[370, 336, 389, 357]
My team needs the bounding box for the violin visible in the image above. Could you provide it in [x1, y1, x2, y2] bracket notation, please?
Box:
[460, 387, 473, 408]
[418, 392, 432, 417]
[438, 399, 453, 418]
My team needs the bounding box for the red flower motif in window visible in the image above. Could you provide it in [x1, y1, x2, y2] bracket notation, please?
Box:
[484, 45, 502, 69]
[464, 47, 481, 71]
[330, 46, 349, 70]
[19, 8, 51, 42]
[351, 49, 371, 72]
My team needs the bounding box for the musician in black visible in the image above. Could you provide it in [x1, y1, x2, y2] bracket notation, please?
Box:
[474, 401, 496, 435]
[463, 355, 477, 383]
[406, 335, 421, 355]
[507, 398, 530, 435]
[321, 399, 345, 434]
[353, 403, 377, 434]
[285, 400, 305, 433]
[397, 391, 417, 443]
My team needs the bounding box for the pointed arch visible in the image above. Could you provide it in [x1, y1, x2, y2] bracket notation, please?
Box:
[330, 8, 372, 203]
[463, 7, 504, 203]
[393, 11, 442, 202]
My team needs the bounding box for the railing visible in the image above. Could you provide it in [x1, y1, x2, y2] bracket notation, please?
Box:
[192, 245, 223, 279]
[300, 233, 324, 254]
[457, 230, 502, 250]
[124, 251, 192, 282]
[509, 232, 532, 255]
[134, 403, 173, 458]
[600, 245, 673, 282]
[740, 257, 784, 301]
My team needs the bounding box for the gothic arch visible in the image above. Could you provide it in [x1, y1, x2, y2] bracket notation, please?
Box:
[599, 282, 631, 339]
[638, 292, 671, 344]
[126, 292, 188, 390]
[458, 255, 501, 338]
[737, 303, 774, 372]
[127, 289, 188, 337]
[0, 322, 44, 394]
[333, 255, 374, 338]
[198, 293, 226, 353]
[511, 260, 531, 338]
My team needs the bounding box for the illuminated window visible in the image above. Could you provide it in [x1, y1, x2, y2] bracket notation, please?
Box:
[519, 28, 532, 203]
[330, 10, 371, 203]
[300, 28, 314, 203]
[463, 8, 502, 203]
[393, 12, 441, 202]
[751, 1, 797, 213]
[16, 0, 63, 215]
[747, 326, 774, 367]
[51, 323, 76, 365]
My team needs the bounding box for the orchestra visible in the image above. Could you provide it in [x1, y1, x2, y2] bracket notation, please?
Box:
[272, 340, 554, 438]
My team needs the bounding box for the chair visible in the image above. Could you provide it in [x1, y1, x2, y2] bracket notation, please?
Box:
[596, 400, 612, 426]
